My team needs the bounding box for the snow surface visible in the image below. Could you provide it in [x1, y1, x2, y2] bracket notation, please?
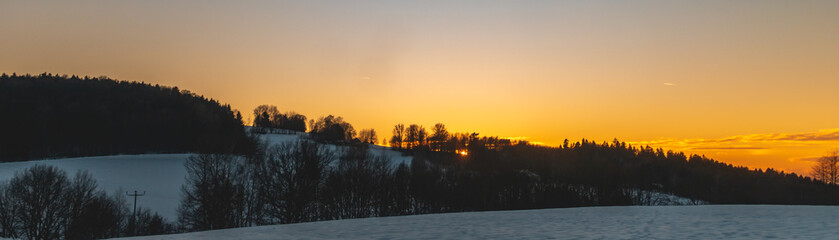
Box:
[0, 132, 412, 221]
[118, 205, 839, 239]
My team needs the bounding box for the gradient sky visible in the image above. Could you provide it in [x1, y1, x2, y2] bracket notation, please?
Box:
[2, 1, 838, 174]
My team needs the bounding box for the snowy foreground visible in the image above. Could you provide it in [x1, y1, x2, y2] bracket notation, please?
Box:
[118, 205, 839, 239]
[0, 133, 411, 221]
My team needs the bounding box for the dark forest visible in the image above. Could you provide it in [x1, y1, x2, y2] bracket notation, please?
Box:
[0, 73, 254, 162]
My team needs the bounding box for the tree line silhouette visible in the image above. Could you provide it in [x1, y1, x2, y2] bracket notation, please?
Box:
[251, 105, 307, 133]
[251, 105, 361, 144]
[0, 73, 254, 162]
[173, 120, 839, 232]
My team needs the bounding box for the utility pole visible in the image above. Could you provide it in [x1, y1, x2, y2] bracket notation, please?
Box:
[127, 190, 146, 235]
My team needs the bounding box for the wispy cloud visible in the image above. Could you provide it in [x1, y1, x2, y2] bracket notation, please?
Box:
[630, 128, 839, 150]
[739, 128, 839, 142]
[663, 83, 676, 86]
[692, 147, 768, 150]
[790, 156, 823, 163]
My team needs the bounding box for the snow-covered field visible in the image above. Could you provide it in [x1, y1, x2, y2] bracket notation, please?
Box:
[119, 205, 839, 239]
[0, 133, 411, 221]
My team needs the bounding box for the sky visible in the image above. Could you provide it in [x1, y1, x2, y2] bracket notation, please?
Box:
[2, 1, 838, 175]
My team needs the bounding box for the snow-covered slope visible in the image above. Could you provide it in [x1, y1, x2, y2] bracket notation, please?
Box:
[256, 132, 412, 168]
[0, 154, 191, 221]
[0, 132, 412, 221]
[630, 190, 706, 205]
[118, 205, 839, 239]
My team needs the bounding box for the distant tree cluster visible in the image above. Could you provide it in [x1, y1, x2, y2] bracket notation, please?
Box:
[177, 154, 251, 230]
[0, 73, 255, 162]
[251, 105, 307, 133]
[308, 115, 356, 143]
[249, 106, 368, 145]
[0, 165, 174, 239]
[358, 129, 378, 144]
[390, 123, 510, 153]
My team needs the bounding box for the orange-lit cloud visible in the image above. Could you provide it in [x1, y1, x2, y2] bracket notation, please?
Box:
[631, 128, 839, 149]
[629, 128, 839, 175]
[691, 147, 767, 150]
[790, 156, 824, 163]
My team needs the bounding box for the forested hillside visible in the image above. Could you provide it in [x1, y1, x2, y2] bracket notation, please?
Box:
[170, 124, 839, 232]
[408, 137, 839, 206]
[0, 73, 254, 162]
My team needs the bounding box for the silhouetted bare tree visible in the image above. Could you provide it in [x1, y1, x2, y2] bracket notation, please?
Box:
[321, 144, 392, 220]
[65, 192, 127, 239]
[261, 141, 333, 223]
[429, 123, 449, 151]
[358, 129, 378, 144]
[811, 150, 839, 184]
[0, 166, 134, 240]
[390, 124, 405, 149]
[6, 165, 71, 240]
[405, 124, 427, 150]
[178, 154, 249, 231]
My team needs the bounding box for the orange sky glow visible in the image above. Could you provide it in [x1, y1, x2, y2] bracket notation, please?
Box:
[2, 1, 838, 175]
